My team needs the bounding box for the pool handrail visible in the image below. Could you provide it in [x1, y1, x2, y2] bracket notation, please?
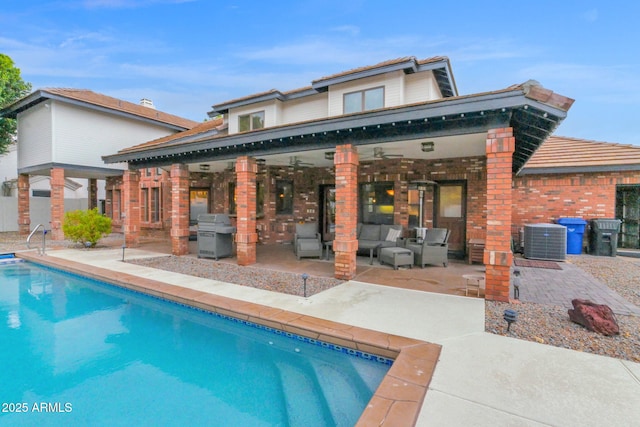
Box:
[26, 224, 46, 255]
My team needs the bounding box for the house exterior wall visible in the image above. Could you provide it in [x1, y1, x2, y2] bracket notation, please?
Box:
[512, 170, 640, 249]
[228, 101, 280, 134]
[512, 171, 640, 225]
[280, 92, 328, 124]
[50, 102, 175, 170]
[327, 71, 404, 116]
[405, 71, 441, 104]
[104, 154, 488, 248]
[0, 197, 86, 232]
[224, 68, 442, 135]
[258, 154, 487, 245]
[17, 101, 53, 168]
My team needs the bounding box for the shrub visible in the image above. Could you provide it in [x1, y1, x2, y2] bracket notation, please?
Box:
[62, 208, 112, 248]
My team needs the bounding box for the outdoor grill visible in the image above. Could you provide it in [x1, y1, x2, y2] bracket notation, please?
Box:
[197, 214, 236, 260]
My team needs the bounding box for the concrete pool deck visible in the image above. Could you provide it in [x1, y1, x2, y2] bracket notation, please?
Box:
[16, 248, 640, 426]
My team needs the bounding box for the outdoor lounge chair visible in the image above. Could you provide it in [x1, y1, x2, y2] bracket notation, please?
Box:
[405, 228, 450, 267]
[293, 223, 323, 260]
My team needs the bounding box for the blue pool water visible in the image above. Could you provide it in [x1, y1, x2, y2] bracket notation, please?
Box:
[0, 261, 390, 426]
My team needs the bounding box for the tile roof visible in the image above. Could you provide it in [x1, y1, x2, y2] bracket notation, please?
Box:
[210, 56, 455, 115]
[119, 117, 225, 153]
[41, 88, 198, 129]
[523, 136, 640, 172]
[311, 56, 446, 85]
[112, 81, 573, 161]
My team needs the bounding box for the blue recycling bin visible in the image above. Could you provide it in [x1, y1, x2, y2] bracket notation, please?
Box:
[557, 217, 587, 254]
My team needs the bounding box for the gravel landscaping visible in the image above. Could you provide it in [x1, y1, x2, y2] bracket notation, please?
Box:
[2, 232, 639, 362]
[485, 256, 640, 363]
[128, 255, 344, 297]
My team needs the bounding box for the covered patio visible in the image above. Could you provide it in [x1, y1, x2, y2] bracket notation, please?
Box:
[129, 237, 489, 297]
[103, 82, 574, 302]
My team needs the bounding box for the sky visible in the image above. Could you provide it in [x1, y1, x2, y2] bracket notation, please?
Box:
[1, 0, 639, 146]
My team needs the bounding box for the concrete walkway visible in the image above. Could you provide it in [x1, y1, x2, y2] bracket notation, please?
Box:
[26, 248, 640, 426]
[514, 261, 640, 316]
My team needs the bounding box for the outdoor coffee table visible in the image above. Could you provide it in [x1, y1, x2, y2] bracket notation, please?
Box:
[379, 246, 414, 270]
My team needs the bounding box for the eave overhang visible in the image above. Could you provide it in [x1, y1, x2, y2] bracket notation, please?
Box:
[519, 164, 640, 176]
[105, 88, 570, 174]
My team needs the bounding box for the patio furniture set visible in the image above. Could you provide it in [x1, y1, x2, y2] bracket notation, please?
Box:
[293, 223, 450, 270]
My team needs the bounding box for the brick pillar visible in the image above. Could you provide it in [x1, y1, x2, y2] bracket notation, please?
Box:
[122, 170, 140, 247]
[50, 168, 65, 240]
[88, 178, 98, 210]
[235, 156, 258, 265]
[170, 163, 190, 255]
[484, 128, 515, 302]
[17, 174, 31, 235]
[334, 144, 359, 280]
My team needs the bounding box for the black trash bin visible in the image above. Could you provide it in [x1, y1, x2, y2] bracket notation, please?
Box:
[589, 219, 622, 257]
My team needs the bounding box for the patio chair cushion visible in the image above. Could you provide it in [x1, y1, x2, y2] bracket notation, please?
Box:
[385, 228, 402, 242]
[359, 224, 381, 241]
[296, 239, 322, 259]
[425, 228, 448, 245]
[296, 223, 318, 239]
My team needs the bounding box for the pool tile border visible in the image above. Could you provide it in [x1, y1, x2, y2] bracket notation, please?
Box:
[18, 252, 441, 426]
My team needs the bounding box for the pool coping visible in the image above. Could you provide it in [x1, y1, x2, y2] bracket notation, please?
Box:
[17, 252, 441, 426]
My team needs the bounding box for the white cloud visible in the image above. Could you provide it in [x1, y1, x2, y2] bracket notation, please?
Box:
[58, 31, 114, 48]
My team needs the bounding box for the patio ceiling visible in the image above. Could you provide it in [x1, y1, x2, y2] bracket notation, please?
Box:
[103, 84, 572, 174]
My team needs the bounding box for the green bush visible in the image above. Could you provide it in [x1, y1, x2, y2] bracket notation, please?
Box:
[62, 208, 112, 248]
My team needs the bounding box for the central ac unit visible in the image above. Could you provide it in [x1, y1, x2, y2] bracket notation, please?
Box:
[524, 223, 566, 261]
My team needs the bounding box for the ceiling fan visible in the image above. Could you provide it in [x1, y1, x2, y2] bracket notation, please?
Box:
[289, 156, 314, 168]
[363, 147, 404, 160]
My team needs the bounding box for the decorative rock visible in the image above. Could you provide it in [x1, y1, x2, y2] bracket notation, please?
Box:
[568, 299, 619, 336]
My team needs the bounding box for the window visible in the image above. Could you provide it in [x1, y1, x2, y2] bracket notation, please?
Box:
[238, 111, 265, 132]
[275, 180, 293, 215]
[229, 181, 264, 216]
[256, 181, 264, 217]
[408, 188, 420, 229]
[360, 182, 394, 224]
[189, 189, 209, 225]
[106, 190, 113, 217]
[32, 190, 51, 197]
[141, 188, 149, 220]
[344, 87, 384, 114]
[438, 185, 463, 218]
[229, 182, 236, 215]
[113, 190, 121, 220]
[141, 187, 161, 222]
[150, 187, 160, 222]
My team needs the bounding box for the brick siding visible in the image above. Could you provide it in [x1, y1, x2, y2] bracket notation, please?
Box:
[50, 168, 65, 240]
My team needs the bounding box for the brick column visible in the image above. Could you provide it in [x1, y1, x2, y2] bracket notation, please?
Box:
[17, 173, 31, 235]
[88, 178, 98, 210]
[334, 144, 359, 280]
[122, 170, 140, 247]
[484, 128, 515, 302]
[235, 156, 258, 265]
[50, 168, 65, 240]
[170, 163, 190, 255]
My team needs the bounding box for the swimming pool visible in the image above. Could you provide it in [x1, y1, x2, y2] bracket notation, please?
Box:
[0, 260, 391, 426]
